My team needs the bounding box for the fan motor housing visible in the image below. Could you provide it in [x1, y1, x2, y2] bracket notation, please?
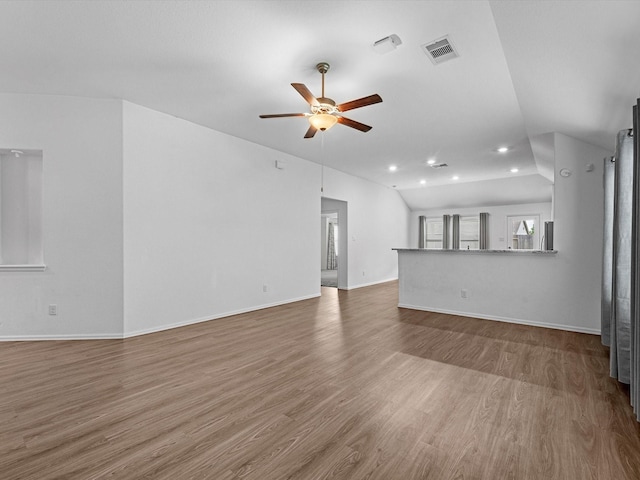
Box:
[312, 97, 338, 115]
[317, 97, 335, 106]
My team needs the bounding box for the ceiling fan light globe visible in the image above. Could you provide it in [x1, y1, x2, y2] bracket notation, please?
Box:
[309, 113, 338, 131]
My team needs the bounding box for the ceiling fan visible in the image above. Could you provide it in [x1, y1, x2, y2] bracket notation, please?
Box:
[259, 62, 382, 138]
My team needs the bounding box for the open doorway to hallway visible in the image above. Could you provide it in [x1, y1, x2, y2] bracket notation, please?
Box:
[321, 211, 338, 287]
[321, 197, 348, 289]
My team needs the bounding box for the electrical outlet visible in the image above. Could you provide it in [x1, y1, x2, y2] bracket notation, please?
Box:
[460, 289, 468, 299]
[48, 304, 57, 315]
[262, 284, 268, 293]
[362, 271, 365, 276]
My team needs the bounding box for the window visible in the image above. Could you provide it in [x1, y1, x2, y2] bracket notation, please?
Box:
[507, 214, 540, 250]
[425, 218, 443, 249]
[0, 149, 44, 270]
[460, 216, 479, 250]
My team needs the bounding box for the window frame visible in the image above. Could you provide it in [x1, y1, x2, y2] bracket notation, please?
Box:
[506, 214, 541, 250]
[424, 217, 444, 249]
[459, 215, 480, 250]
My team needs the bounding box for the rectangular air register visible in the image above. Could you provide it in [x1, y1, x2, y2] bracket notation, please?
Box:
[430, 163, 448, 169]
[422, 35, 459, 65]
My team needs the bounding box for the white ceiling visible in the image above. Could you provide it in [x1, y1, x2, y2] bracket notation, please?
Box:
[0, 0, 638, 210]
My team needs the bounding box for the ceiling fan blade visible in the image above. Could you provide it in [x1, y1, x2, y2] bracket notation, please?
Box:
[337, 116, 373, 132]
[336, 94, 382, 112]
[291, 83, 319, 106]
[259, 113, 307, 118]
[304, 125, 318, 138]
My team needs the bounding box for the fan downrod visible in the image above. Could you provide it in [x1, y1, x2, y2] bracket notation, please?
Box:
[316, 63, 331, 102]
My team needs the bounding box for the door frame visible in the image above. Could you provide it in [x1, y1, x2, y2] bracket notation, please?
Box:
[321, 197, 348, 289]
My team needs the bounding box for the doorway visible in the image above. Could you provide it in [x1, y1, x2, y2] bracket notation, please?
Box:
[321, 197, 348, 289]
[321, 212, 338, 287]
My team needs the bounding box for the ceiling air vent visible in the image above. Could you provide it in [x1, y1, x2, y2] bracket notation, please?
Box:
[430, 163, 448, 169]
[422, 35, 459, 65]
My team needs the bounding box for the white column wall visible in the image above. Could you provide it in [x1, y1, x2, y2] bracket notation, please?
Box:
[550, 132, 609, 330]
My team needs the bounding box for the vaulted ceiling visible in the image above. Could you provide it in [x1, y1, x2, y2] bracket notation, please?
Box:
[0, 1, 638, 209]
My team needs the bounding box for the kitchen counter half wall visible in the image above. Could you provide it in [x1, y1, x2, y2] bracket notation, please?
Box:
[394, 248, 596, 334]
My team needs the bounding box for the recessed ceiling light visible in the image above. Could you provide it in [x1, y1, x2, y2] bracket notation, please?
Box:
[420, 179, 426, 185]
[497, 146, 509, 153]
[452, 175, 459, 180]
[510, 168, 519, 173]
[427, 158, 436, 165]
[389, 165, 397, 172]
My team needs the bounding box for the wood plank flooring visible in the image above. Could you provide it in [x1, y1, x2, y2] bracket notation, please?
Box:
[2, 281, 640, 479]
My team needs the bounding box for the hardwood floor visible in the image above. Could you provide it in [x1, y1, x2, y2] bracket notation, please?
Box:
[2, 281, 640, 479]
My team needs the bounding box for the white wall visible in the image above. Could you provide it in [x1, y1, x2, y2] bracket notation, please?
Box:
[551, 132, 608, 329]
[398, 134, 611, 333]
[0, 94, 124, 339]
[398, 250, 573, 330]
[0, 96, 412, 340]
[322, 168, 411, 289]
[410, 202, 553, 250]
[122, 102, 321, 336]
[0, 95, 604, 337]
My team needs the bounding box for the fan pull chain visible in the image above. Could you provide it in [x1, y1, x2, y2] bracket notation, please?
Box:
[320, 131, 325, 193]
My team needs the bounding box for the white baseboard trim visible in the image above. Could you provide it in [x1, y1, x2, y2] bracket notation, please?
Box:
[397, 303, 600, 335]
[345, 277, 398, 290]
[123, 293, 321, 339]
[0, 294, 322, 342]
[0, 333, 123, 342]
[0, 264, 47, 272]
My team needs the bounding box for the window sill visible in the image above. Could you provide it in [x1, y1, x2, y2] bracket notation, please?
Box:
[393, 248, 557, 255]
[0, 264, 47, 272]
